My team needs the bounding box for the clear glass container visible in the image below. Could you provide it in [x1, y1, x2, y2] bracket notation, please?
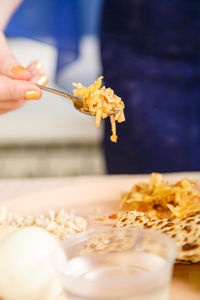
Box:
[55, 227, 176, 300]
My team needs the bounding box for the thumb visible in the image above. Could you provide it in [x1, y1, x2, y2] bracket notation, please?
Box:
[0, 74, 41, 101]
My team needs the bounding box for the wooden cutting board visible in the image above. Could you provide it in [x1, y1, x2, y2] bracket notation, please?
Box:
[1, 173, 200, 300]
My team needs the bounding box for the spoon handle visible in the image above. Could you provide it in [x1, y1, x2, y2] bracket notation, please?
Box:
[38, 85, 119, 116]
[38, 85, 75, 101]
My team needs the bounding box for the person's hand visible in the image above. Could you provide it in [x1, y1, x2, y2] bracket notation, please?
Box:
[0, 32, 48, 115]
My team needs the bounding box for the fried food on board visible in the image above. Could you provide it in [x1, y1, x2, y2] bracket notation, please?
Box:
[73, 76, 125, 143]
[116, 210, 200, 264]
[120, 173, 200, 219]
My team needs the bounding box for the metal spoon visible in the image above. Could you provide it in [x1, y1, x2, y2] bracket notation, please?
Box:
[39, 85, 119, 116]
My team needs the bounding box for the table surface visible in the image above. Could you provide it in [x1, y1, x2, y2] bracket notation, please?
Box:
[2, 172, 200, 202]
[1, 174, 200, 300]
[0, 177, 80, 202]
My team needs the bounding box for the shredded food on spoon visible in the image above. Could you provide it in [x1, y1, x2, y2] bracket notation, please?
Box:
[120, 173, 200, 219]
[73, 76, 125, 142]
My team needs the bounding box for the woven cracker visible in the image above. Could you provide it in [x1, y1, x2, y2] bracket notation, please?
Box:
[115, 211, 200, 263]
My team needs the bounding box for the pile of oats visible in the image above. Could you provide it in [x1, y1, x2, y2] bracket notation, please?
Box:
[0, 207, 87, 240]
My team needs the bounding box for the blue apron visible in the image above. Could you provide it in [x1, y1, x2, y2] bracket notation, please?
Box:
[101, 0, 200, 174]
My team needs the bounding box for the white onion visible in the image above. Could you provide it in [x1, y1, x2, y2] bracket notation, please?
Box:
[0, 226, 65, 300]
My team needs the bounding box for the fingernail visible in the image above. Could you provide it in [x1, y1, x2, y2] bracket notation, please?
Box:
[35, 61, 43, 70]
[37, 74, 48, 86]
[12, 65, 28, 74]
[24, 90, 41, 100]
